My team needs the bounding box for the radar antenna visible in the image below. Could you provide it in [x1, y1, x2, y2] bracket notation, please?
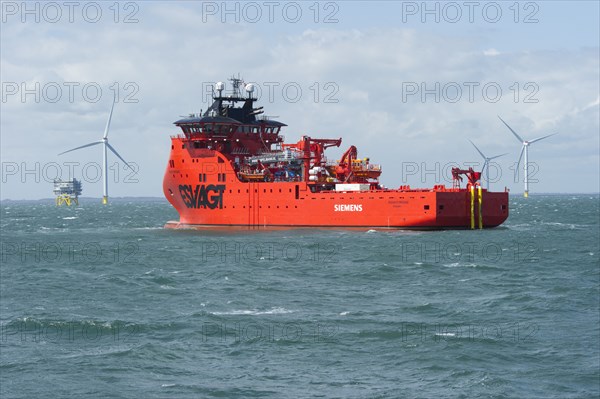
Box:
[230, 75, 244, 98]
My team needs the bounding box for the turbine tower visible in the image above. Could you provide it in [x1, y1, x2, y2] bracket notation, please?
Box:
[468, 140, 507, 190]
[59, 96, 132, 204]
[498, 116, 556, 198]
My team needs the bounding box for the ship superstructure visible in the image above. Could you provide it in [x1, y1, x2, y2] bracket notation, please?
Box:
[163, 77, 508, 229]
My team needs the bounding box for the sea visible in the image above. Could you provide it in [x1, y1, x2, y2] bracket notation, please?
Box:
[1, 194, 599, 399]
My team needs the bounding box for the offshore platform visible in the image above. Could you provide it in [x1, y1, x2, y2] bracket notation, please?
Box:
[53, 179, 82, 206]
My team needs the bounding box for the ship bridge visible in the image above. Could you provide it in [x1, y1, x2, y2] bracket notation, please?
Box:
[173, 77, 287, 156]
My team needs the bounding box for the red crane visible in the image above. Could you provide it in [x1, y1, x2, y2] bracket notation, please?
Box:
[336, 145, 357, 182]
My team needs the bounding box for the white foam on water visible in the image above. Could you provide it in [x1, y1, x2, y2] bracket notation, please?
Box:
[211, 307, 293, 316]
[434, 332, 456, 337]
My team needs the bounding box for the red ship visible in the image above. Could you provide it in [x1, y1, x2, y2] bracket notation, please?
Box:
[163, 77, 508, 229]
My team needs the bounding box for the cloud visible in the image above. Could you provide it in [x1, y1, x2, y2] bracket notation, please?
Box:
[484, 48, 500, 56]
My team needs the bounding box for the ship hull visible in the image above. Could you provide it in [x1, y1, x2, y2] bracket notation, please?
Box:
[163, 149, 509, 229]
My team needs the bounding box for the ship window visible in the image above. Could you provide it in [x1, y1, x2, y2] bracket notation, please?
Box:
[238, 189, 240, 193]
[279, 189, 281, 193]
[171, 145, 174, 150]
[502, 205, 507, 210]
[264, 189, 266, 193]
[295, 185, 299, 199]
[218, 158, 224, 163]
[424, 205, 430, 210]
[439, 205, 444, 210]
[246, 189, 248, 193]
[182, 144, 185, 149]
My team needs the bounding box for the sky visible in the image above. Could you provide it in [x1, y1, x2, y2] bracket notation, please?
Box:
[1, 0, 599, 200]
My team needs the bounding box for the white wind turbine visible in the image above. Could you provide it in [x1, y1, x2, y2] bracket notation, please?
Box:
[497, 116, 556, 198]
[468, 140, 507, 190]
[59, 96, 132, 204]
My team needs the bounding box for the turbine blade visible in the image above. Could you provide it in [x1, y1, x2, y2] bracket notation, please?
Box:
[103, 95, 116, 139]
[106, 142, 132, 170]
[528, 133, 557, 144]
[482, 159, 488, 174]
[468, 139, 486, 159]
[515, 146, 525, 177]
[489, 153, 509, 160]
[498, 115, 525, 143]
[58, 141, 102, 155]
